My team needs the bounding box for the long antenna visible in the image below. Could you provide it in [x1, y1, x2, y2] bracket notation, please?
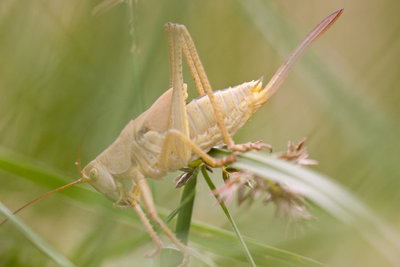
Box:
[1, 135, 89, 226]
[1, 143, 88, 226]
[263, 8, 343, 100]
[0, 178, 87, 226]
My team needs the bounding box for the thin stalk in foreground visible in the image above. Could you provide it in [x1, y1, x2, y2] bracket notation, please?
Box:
[201, 166, 256, 267]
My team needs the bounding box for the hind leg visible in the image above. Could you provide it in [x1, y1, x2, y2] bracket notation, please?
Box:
[164, 23, 271, 153]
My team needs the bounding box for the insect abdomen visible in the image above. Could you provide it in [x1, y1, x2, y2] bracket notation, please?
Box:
[186, 79, 267, 154]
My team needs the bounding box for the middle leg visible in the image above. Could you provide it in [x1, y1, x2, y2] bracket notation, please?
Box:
[129, 185, 163, 257]
[136, 177, 190, 267]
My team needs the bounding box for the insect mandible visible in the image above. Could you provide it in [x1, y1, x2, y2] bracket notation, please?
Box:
[2, 9, 343, 267]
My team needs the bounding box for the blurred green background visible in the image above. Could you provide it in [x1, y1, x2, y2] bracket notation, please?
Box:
[1, 0, 400, 266]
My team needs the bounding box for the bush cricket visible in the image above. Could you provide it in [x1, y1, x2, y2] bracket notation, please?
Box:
[1, 9, 343, 267]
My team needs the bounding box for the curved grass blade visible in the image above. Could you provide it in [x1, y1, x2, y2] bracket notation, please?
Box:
[210, 148, 400, 265]
[190, 222, 325, 267]
[0, 202, 75, 267]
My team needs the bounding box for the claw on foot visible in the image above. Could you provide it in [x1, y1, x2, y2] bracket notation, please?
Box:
[145, 244, 163, 258]
[230, 140, 272, 152]
[178, 249, 190, 267]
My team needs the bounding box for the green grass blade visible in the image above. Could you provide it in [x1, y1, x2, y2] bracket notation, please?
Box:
[201, 166, 256, 267]
[210, 148, 400, 265]
[190, 222, 325, 267]
[175, 175, 197, 244]
[158, 173, 198, 266]
[0, 202, 75, 267]
[165, 188, 196, 224]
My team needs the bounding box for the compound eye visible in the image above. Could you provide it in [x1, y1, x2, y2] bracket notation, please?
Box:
[89, 168, 98, 181]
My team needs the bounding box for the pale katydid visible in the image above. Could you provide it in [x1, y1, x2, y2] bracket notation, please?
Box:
[1, 9, 343, 267]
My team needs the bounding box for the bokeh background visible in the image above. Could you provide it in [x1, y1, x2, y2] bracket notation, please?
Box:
[1, 0, 400, 266]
